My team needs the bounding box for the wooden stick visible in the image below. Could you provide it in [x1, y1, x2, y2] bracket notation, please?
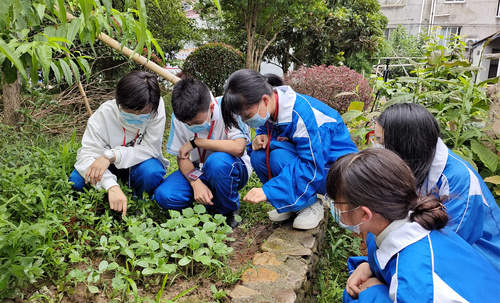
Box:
[66, 53, 93, 116]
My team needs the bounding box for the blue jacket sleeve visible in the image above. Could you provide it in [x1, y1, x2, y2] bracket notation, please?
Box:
[262, 110, 325, 213]
[356, 285, 392, 303]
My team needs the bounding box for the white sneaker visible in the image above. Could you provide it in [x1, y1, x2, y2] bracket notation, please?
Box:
[292, 200, 324, 230]
[267, 209, 294, 222]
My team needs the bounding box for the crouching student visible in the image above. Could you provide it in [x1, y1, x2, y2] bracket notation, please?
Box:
[221, 70, 357, 230]
[154, 78, 251, 227]
[327, 148, 500, 302]
[69, 71, 169, 216]
[375, 103, 500, 272]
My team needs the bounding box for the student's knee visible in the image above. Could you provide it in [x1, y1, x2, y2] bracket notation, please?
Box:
[203, 152, 235, 177]
[69, 169, 86, 191]
[153, 171, 192, 210]
[132, 159, 165, 187]
[154, 183, 189, 210]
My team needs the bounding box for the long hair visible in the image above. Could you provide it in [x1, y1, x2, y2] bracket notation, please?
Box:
[377, 103, 440, 188]
[221, 69, 273, 129]
[326, 148, 448, 230]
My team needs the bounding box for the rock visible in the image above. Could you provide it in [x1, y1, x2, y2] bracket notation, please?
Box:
[271, 288, 297, 303]
[253, 252, 282, 266]
[261, 238, 312, 256]
[228, 285, 261, 299]
[241, 267, 279, 284]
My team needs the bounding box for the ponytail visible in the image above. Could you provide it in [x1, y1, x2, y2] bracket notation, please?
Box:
[264, 73, 284, 87]
[409, 196, 448, 230]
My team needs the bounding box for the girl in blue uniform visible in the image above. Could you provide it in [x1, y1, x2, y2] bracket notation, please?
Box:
[327, 148, 500, 302]
[221, 69, 357, 230]
[375, 103, 500, 272]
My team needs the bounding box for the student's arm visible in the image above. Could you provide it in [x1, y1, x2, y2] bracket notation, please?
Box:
[74, 113, 119, 191]
[177, 157, 213, 206]
[188, 138, 246, 157]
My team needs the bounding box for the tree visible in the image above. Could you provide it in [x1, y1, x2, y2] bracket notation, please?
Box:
[0, 0, 164, 125]
[198, 0, 327, 71]
[267, 0, 387, 73]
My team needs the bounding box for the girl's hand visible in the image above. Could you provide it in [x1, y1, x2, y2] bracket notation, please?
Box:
[359, 277, 384, 292]
[346, 262, 373, 298]
[243, 188, 267, 204]
[85, 156, 111, 185]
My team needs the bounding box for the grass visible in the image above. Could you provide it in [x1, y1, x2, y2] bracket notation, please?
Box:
[308, 220, 362, 302]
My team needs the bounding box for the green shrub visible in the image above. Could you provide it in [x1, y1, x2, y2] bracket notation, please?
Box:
[285, 65, 373, 114]
[182, 43, 245, 96]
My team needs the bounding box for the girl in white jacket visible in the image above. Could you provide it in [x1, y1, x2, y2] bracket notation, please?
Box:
[69, 71, 168, 216]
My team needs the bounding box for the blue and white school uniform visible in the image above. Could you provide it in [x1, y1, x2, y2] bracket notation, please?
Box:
[420, 138, 500, 272]
[154, 97, 251, 215]
[70, 99, 168, 196]
[344, 219, 500, 302]
[250, 86, 358, 213]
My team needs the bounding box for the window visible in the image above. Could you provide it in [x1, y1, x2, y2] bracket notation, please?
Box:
[444, 0, 465, 2]
[384, 28, 395, 40]
[488, 49, 500, 79]
[439, 26, 461, 45]
[497, 0, 500, 17]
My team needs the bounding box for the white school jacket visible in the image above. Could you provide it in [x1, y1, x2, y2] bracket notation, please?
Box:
[74, 98, 169, 191]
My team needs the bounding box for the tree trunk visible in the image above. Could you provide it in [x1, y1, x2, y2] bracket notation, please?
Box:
[2, 75, 21, 126]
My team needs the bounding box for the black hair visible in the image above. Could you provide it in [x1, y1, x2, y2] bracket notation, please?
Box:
[326, 148, 448, 230]
[221, 69, 273, 129]
[264, 73, 284, 87]
[377, 103, 440, 189]
[116, 70, 160, 115]
[171, 78, 211, 123]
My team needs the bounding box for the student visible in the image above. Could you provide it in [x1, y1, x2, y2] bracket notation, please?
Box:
[375, 103, 500, 272]
[327, 148, 500, 302]
[69, 70, 168, 216]
[221, 69, 358, 230]
[154, 78, 250, 227]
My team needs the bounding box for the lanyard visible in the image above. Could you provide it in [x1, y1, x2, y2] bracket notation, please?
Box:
[122, 128, 140, 147]
[194, 120, 215, 164]
[265, 91, 279, 180]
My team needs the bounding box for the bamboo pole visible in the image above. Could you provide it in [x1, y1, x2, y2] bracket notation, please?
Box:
[65, 11, 181, 85]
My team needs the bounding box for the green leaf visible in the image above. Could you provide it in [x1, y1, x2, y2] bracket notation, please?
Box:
[33, 3, 46, 22]
[2, 60, 18, 84]
[149, 240, 159, 251]
[77, 56, 91, 81]
[58, 58, 73, 86]
[112, 275, 126, 290]
[178, 257, 191, 266]
[182, 208, 194, 218]
[98, 260, 108, 272]
[57, 0, 67, 25]
[347, 101, 365, 112]
[157, 263, 176, 274]
[484, 176, 500, 185]
[69, 59, 80, 83]
[0, 39, 27, 80]
[471, 140, 498, 172]
[341, 110, 363, 123]
[193, 204, 206, 214]
[88, 285, 99, 294]
[141, 267, 155, 276]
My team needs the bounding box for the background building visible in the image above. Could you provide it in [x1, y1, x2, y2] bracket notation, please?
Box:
[379, 0, 500, 81]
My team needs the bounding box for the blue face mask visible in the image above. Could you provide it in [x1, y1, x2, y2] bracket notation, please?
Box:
[186, 108, 212, 133]
[186, 121, 211, 133]
[329, 200, 363, 234]
[244, 102, 269, 129]
[120, 111, 150, 126]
